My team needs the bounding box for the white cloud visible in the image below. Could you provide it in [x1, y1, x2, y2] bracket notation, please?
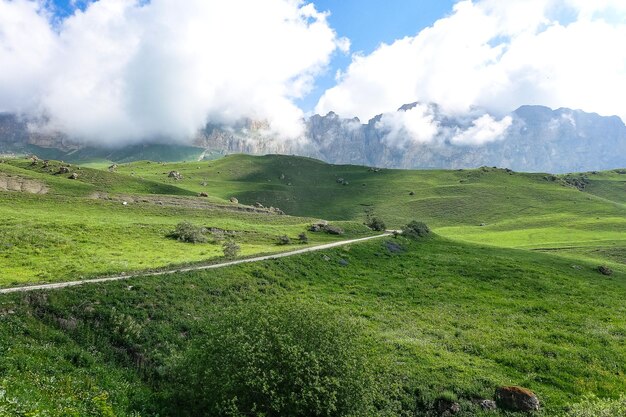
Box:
[0, 0, 347, 144]
[316, 0, 626, 125]
[376, 104, 440, 147]
[0, 0, 56, 113]
[451, 114, 513, 145]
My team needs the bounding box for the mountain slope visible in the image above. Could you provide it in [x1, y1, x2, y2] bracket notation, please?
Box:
[2, 104, 626, 173]
[118, 155, 626, 268]
[0, 235, 624, 416]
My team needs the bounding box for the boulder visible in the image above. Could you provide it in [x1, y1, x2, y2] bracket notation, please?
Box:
[495, 386, 539, 412]
[254, 202, 264, 208]
[198, 192, 209, 197]
[598, 265, 613, 276]
[58, 166, 70, 174]
[108, 164, 118, 171]
[479, 399, 497, 411]
[435, 398, 461, 416]
[409, 191, 415, 196]
[68, 173, 79, 180]
[229, 197, 238, 204]
[168, 171, 183, 180]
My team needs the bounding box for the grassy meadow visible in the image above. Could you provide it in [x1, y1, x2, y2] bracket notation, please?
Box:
[0, 154, 625, 416]
[117, 155, 626, 266]
[0, 236, 624, 416]
[0, 158, 370, 286]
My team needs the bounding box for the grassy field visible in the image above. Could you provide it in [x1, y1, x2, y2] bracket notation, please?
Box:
[115, 155, 626, 266]
[0, 235, 624, 416]
[0, 159, 370, 286]
[1, 154, 625, 416]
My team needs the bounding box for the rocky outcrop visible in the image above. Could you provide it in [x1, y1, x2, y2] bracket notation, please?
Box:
[186, 104, 626, 173]
[0, 174, 49, 194]
[168, 171, 183, 180]
[495, 386, 540, 412]
[2, 104, 625, 173]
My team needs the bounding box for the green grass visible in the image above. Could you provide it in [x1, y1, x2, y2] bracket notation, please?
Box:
[1, 154, 626, 415]
[115, 155, 626, 264]
[0, 236, 624, 416]
[0, 158, 370, 286]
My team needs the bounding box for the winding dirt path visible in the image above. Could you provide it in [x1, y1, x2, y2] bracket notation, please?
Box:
[0, 233, 392, 295]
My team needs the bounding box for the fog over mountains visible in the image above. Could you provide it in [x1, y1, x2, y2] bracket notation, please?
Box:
[1, 104, 625, 174]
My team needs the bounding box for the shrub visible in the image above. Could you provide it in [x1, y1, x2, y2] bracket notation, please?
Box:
[167, 302, 378, 417]
[366, 217, 386, 232]
[169, 221, 207, 243]
[298, 232, 309, 244]
[222, 240, 240, 258]
[402, 221, 431, 239]
[277, 235, 291, 245]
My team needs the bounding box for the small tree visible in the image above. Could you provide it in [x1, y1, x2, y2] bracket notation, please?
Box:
[402, 221, 431, 239]
[169, 221, 207, 243]
[364, 208, 386, 231]
[222, 240, 240, 258]
[277, 235, 291, 245]
[366, 216, 386, 232]
[298, 232, 309, 244]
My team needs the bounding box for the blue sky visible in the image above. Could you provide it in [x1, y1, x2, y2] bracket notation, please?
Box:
[301, 0, 455, 110]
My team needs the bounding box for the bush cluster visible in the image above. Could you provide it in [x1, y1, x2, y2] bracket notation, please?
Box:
[222, 240, 240, 258]
[366, 216, 387, 232]
[402, 221, 431, 239]
[277, 235, 291, 245]
[169, 221, 207, 243]
[167, 302, 378, 417]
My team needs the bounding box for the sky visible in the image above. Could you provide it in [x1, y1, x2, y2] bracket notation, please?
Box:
[1, 0, 625, 146]
[296, 0, 455, 110]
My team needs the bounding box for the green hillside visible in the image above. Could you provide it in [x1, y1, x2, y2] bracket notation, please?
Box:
[0, 236, 624, 416]
[0, 159, 369, 285]
[116, 154, 626, 267]
[1, 154, 625, 416]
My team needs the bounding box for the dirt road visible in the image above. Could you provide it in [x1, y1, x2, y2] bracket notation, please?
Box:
[0, 233, 392, 295]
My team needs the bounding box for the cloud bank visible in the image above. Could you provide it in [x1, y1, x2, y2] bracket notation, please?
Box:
[0, 0, 347, 144]
[316, 0, 626, 129]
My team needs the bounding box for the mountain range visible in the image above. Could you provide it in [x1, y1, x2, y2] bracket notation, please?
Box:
[1, 104, 625, 173]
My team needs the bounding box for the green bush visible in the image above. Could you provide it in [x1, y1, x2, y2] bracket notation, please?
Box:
[277, 235, 291, 245]
[560, 395, 626, 417]
[402, 221, 431, 239]
[366, 217, 387, 232]
[169, 221, 207, 243]
[167, 302, 378, 417]
[298, 232, 309, 244]
[222, 240, 240, 258]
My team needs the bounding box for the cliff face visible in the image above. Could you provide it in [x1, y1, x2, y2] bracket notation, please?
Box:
[301, 105, 626, 172]
[0, 114, 73, 152]
[2, 105, 625, 173]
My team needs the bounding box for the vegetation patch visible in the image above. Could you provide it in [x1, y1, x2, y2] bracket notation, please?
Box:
[168, 221, 208, 243]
